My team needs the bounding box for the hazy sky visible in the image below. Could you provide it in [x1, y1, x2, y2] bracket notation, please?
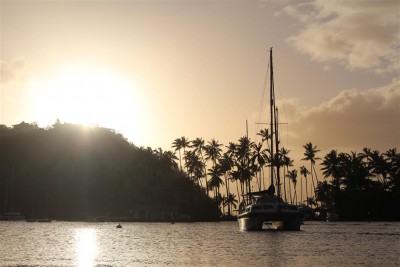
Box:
[1, 0, 399, 162]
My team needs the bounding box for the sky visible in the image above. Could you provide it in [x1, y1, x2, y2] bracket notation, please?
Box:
[1, 0, 399, 167]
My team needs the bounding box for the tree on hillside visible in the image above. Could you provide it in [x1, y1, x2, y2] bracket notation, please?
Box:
[191, 138, 209, 193]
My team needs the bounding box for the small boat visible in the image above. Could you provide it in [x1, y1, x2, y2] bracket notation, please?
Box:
[237, 48, 302, 231]
[116, 224, 122, 228]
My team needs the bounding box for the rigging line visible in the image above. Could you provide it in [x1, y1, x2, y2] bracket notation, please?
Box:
[273, 56, 290, 148]
[255, 54, 271, 143]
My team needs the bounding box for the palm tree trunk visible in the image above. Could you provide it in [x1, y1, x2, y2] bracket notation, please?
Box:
[262, 167, 266, 190]
[178, 149, 182, 172]
[300, 177, 303, 205]
[305, 177, 309, 205]
[283, 168, 287, 202]
[236, 180, 241, 204]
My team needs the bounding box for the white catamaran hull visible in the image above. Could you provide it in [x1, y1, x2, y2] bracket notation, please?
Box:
[238, 217, 263, 231]
[237, 212, 301, 231]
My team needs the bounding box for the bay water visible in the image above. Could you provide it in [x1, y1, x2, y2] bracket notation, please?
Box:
[1, 221, 399, 266]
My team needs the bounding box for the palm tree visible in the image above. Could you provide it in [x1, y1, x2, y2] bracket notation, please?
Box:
[251, 142, 267, 191]
[358, 147, 373, 180]
[171, 137, 184, 171]
[235, 136, 255, 195]
[384, 148, 400, 192]
[257, 128, 270, 143]
[293, 171, 298, 204]
[299, 166, 309, 205]
[205, 139, 222, 167]
[219, 152, 233, 207]
[369, 150, 389, 188]
[340, 151, 369, 191]
[204, 139, 223, 197]
[286, 170, 297, 204]
[184, 150, 204, 186]
[207, 165, 224, 202]
[179, 137, 190, 172]
[226, 142, 242, 202]
[321, 150, 342, 191]
[280, 147, 293, 202]
[153, 148, 179, 172]
[301, 142, 321, 207]
[191, 137, 208, 192]
[223, 193, 238, 217]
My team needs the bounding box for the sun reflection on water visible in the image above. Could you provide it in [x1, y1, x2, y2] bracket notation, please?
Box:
[75, 228, 98, 267]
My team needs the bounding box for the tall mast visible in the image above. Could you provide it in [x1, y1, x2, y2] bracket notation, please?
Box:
[269, 47, 281, 197]
[269, 48, 275, 189]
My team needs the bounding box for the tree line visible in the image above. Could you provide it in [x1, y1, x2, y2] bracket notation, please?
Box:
[171, 133, 400, 220]
[1, 121, 398, 221]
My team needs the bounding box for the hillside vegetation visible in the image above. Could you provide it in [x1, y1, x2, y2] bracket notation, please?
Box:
[0, 122, 220, 221]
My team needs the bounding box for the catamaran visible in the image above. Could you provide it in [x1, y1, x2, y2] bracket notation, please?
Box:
[237, 48, 303, 231]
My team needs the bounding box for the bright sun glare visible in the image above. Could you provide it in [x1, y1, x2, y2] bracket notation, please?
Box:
[31, 66, 143, 130]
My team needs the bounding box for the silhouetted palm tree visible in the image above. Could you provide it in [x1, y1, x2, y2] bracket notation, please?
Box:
[171, 136, 190, 173]
[219, 152, 233, 208]
[301, 142, 320, 207]
[235, 136, 255, 195]
[251, 142, 267, 191]
[299, 166, 309, 205]
[226, 142, 239, 199]
[207, 165, 224, 201]
[205, 139, 222, 167]
[340, 151, 369, 191]
[257, 128, 270, 144]
[368, 150, 389, 188]
[191, 137, 208, 192]
[179, 137, 190, 172]
[153, 148, 178, 172]
[172, 138, 184, 171]
[321, 150, 342, 191]
[286, 170, 297, 204]
[223, 193, 238, 217]
[384, 148, 400, 192]
[184, 150, 204, 186]
[280, 147, 293, 202]
[286, 169, 298, 204]
[358, 147, 373, 180]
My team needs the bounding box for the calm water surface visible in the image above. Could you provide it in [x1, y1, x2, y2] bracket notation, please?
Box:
[0, 221, 399, 266]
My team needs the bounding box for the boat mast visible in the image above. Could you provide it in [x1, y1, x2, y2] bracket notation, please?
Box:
[269, 48, 275, 190]
[269, 47, 281, 198]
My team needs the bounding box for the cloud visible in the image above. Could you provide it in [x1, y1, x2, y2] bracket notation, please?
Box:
[287, 78, 400, 151]
[284, 0, 400, 73]
[0, 58, 26, 84]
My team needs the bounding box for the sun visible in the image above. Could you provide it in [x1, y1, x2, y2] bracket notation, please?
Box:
[31, 65, 144, 131]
